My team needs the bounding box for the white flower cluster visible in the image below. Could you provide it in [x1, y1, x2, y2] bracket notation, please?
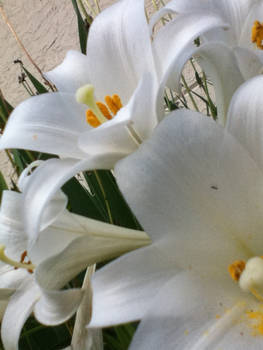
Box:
[1, 0, 263, 349]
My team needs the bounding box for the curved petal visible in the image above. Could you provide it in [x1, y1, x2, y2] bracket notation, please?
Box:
[1, 278, 39, 350]
[34, 288, 83, 325]
[153, 12, 228, 86]
[22, 156, 119, 248]
[149, 0, 214, 34]
[129, 272, 253, 350]
[239, 1, 263, 48]
[35, 220, 150, 290]
[226, 75, 263, 171]
[234, 47, 263, 80]
[86, 0, 154, 103]
[89, 241, 178, 327]
[195, 42, 244, 125]
[0, 93, 89, 159]
[45, 50, 90, 93]
[115, 110, 263, 276]
[79, 73, 158, 156]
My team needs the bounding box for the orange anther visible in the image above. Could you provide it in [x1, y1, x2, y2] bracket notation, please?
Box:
[105, 95, 119, 115]
[86, 110, 101, 128]
[251, 20, 263, 49]
[96, 102, 112, 120]
[20, 250, 27, 263]
[228, 260, 246, 281]
[112, 94, 123, 110]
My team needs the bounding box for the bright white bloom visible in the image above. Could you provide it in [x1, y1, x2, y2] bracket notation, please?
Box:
[150, 0, 263, 124]
[89, 75, 263, 349]
[0, 0, 228, 163]
[0, 188, 150, 350]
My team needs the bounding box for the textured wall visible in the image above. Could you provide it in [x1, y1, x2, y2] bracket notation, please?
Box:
[0, 0, 157, 182]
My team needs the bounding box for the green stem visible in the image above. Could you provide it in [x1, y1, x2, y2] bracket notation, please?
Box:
[181, 74, 200, 112]
[94, 170, 113, 224]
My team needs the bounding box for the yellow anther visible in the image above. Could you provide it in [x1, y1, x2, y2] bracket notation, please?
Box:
[251, 20, 263, 49]
[86, 110, 101, 128]
[228, 260, 246, 281]
[96, 102, 112, 120]
[112, 94, 123, 110]
[105, 95, 120, 115]
[0, 245, 35, 272]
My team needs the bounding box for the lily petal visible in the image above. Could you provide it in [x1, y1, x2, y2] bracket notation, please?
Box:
[45, 50, 91, 93]
[115, 110, 263, 274]
[195, 42, 244, 125]
[226, 75, 263, 171]
[22, 156, 119, 248]
[79, 73, 157, 156]
[34, 288, 84, 325]
[90, 241, 177, 327]
[35, 217, 150, 290]
[86, 0, 154, 103]
[1, 278, 39, 350]
[234, 47, 263, 80]
[0, 93, 88, 158]
[129, 272, 251, 350]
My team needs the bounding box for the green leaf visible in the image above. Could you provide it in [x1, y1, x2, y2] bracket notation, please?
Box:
[21, 66, 48, 94]
[84, 170, 142, 229]
[62, 176, 108, 221]
[0, 171, 8, 201]
[71, 0, 89, 54]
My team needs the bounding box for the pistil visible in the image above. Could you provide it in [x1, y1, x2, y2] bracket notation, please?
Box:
[76, 85, 123, 128]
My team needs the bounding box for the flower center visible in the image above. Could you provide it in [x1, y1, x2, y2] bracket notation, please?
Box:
[251, 20, 263, 49]
[0, 245, 35, 273]
[76, 84, 123, 128]
[229, 257, 263, 301]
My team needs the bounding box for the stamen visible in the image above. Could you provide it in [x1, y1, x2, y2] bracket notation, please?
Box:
[105, 95, 120, 115]
[76, 85, 108, 124]
[228, 260, 246, 281]
[0, 245, 35, 272]
[86, 110, 101, 128]
[251, 20, 263, 49]
[112, 94, 123, 110]
[96, 102, 112, 120]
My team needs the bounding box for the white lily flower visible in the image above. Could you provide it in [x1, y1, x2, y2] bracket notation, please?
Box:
[149, 0, 263, 124]
[88, 76, 263, 349]
[152, 0, 263, 79]
[0, 189, 150, 350]
[0, 0, 228, 161]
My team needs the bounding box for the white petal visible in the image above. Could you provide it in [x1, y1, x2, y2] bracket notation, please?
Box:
[89, 241, 178, 327]
[0, 93, 89, 158]
[129, 272, 250, 350]
[239, 1, 263, 48]
[45, 50, 90, 93]
[153, 12, 228, 87]
[35, 222, 150, 290]
[34, 288, 83, 325]
[234, 47, 263, 80]
[195, 42, 244, 125]
[23, 156, 119, 248]
[149, 0, 214, 34]
[79, 73, 157, 156]
[115, 110, 263, 276]
[226, 75, 263, 171]
[1, 278, 39, 350]
[86, 0, 154, 103]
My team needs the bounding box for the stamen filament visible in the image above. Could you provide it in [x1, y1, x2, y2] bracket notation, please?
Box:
[0, 245, 35, 271]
